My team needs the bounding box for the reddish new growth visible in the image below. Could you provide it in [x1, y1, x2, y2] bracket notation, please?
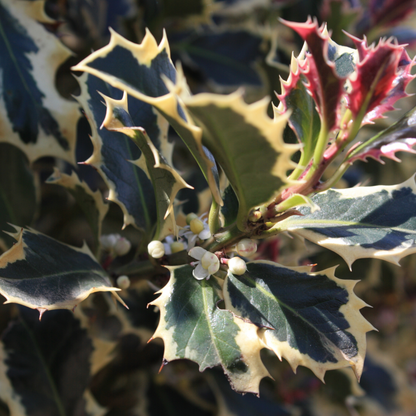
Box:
[347, 34, 415, 124]
[280, 17, 345, 131]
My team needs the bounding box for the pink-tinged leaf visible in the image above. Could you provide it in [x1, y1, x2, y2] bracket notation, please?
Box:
[347, 106, 416, 163]
[347, 35, 415, 123]
[281, 17, 345, 131]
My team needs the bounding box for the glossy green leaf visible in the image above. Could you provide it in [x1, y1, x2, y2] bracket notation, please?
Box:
[72, 29, 222, 205]
[280, 175, 416, 268]
[223, 261, 373, 381]
[0, 143, 38, 249]
[150, 265, 270, 394]
[75, 73, 159, 235]
[100, 92, 192, 241]
[184, 90, 296, 230]
[0, 0, 78, 163]
[0, 226, 123, 317]
[46, 168, 109, 255]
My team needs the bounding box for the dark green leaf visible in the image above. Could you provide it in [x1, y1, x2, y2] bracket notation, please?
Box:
[0, 226, 122, 315]
[280, 176, 416, 267]
[224, 261, 372, 380]
[151, 265, 269, 393]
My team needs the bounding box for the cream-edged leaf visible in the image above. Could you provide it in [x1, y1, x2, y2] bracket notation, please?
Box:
[184, 90, 297, 230]
[223, 261, 373, 381]
[150, 265, 270, 394]
[0, 0, 78, 163]
[280, 175, 416, 268]
[72, 28, 222, 205]
[0, 226, 123, 316]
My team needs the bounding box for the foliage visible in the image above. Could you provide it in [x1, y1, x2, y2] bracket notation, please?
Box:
[1, 0, 416, 415]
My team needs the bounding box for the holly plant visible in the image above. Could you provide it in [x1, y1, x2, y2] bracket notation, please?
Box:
[1, 0, 416, 410]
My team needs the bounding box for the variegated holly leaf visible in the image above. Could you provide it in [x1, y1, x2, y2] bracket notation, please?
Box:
[0, 307, 103, 416]
[0, 226, 124, 318]
[46, 168, 109, 254]
[100, 92, 192, 241]
[223, 261, 373, 381]
[281, 18, 345, 131]
[0, 144, 38, 249]
[346, 105, 416, 164]
[279, 175, 416, 268]
[150, 265, 270, 394]
[75, 73, 160, 235]
[277, 54, 321, 176]
[347, 35, 414, 124]
[0, 0, 79, 164]
[72, 29, 222, 205]
[183, 90, 296, 230]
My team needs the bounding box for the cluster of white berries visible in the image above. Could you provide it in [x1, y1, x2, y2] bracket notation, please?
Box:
[100, 234, 132, 256]
[146, 212, 258, 281]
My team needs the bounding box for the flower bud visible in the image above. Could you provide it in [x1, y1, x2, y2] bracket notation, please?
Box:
[236, 238, 257, 256]
[100, 234, 119, 250]
[148, 240, 165, 259]
[186, 212, 198, 225]
[114, 237, 131, 256]
[228, 257, 247, 275]
[190, 218, 205, 235]
[116, 275, 130, 289]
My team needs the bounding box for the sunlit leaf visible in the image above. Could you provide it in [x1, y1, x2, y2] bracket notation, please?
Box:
[224, 261, 373, 381]
[280, 175, 416, 267]
[150, 265, 270, 394]
[184, 90, 296, 230]
[72, 28, 222, 205]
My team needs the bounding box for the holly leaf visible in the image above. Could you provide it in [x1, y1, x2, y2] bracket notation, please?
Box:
[75, 72, 160, 235]
[46, 168, 109, 255]
[72, 29, 222, 206]
[0, 143, 38, 249]
[99, 92, 192, 241]
[277, 54, 321, 173]
[0, 0, 79, 163]
[0, 307, 102, 416]
[184, 90, 296, 230]
[281, 17, 345, 131]
[223, 261, 373, 381]
[346, 105, 416, 164]
[347, 36, 414, 123]
[150, 265, 270, 394]
[279, 175, 416, 268]
[0, 226, 123, 318]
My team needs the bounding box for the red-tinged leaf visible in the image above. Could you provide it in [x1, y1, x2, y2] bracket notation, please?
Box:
[347, 36, 415, 123]
[346, 106, 416, 164]
[281, 17, 345, 131]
